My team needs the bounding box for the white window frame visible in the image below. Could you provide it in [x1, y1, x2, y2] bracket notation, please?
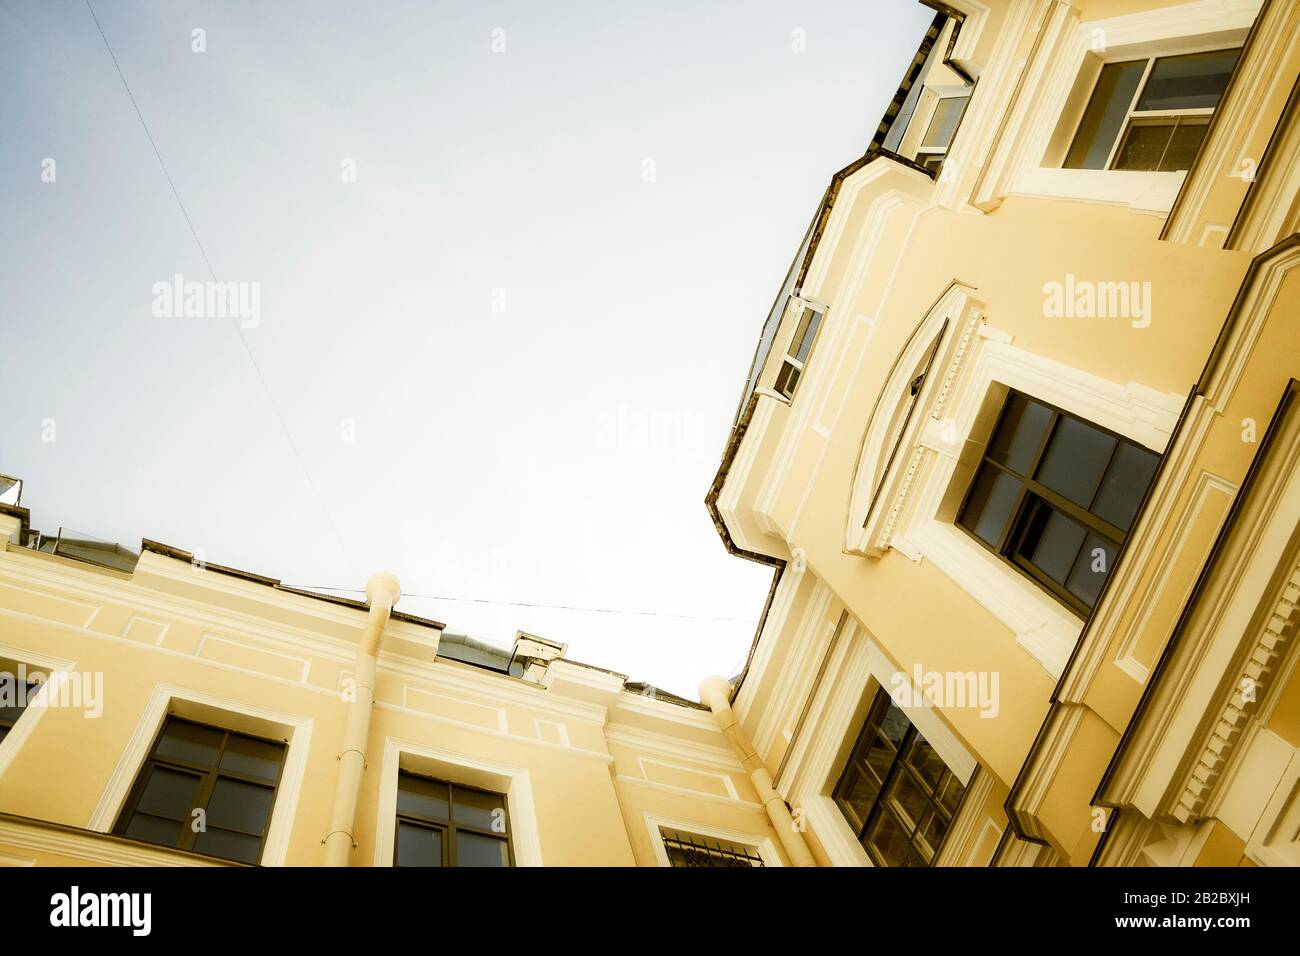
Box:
[774, 298, 827, 400]
[914, 87, 973, 169]
[0, 643, 76, 780]
[982, 0, 1259, 214]
[88, 683, 313, 867]
[373, 736, 544, 867]
[643, 812, 779, 867]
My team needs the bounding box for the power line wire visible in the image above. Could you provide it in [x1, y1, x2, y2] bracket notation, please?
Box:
[84, 0, 358, 579]
[286, 584, 759, 624]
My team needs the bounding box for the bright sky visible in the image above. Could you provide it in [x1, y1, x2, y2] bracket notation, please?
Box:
[0, 0, 931, 699]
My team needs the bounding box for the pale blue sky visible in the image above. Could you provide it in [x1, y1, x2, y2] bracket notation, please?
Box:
[0, 0, 930, 697]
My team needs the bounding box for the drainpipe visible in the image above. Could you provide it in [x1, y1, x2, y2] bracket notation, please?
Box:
[699, 675, 817, 867]
[324, 571, 401, 866]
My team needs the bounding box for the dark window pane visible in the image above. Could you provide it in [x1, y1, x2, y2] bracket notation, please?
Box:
[205, 778, 275, 835]
[863, 733, 896, 781]
[154, 719, 223, 767]
[904, 736, 947, 791]
[1023, 503, 1088, 584]
[962, 465, 1023, 547]
[775, 362, 800, 398]
[1136, 48, 1240, 112]
[123, 813, 182, 848]
[396, 821, 443, 867]
[456, 831, 509, 867]
[452, 786, 507, 832]
[1066, 533, 1118, 608]
[135, 766, 202, 821]
[916, 809, 949, 862]
[987, 394, 1053, 475]
[397, 773, 450, 823]
[193, 827, 262, 864]
[1093, 441, 1159, 531]
[0, 678, 35, 726]
[884, 769, 930, 831]
[1036, 416, 1116, 507]
[837, 769, 881, 832]
[864, 810, 914, 867]
[219, 734, 285, 783]
[0, 726, 8, 744]
[878, 703, 910, 747]
[936, 774, 966, 817]
[1064, 59, 1146, 169]
[1113, 120, 1178, 171]
[1158, 118, 1208, 172]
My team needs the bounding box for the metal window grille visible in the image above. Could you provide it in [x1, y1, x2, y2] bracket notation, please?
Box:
[660, 829, 763, 867]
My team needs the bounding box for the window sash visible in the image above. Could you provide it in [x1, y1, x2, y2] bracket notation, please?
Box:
[113, 716, 287, 864]
[394, 770, 513, 867]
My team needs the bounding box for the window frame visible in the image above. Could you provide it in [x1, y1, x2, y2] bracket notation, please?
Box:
[955, 391, 1157, 619]
[832, 688, 968, 867]
[1066, 48, 1238, 172]
[393, 769, 513, 868]
[659, 827, 764, 868]
[774, 299, 826, 400]
[914, 89, 973, 169]
[111, 715, 287, 865]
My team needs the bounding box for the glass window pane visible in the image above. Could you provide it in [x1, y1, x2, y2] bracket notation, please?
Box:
[136, 766, 202, 821]
[154, 719, 223, 767]
[987, 394, 1053, 475]
[205, 778, 275, 835]
[775, 361, 800, 398]
[1112, 120, 1178, 171]
[456, 831, 509, 867]
[1064, 59, 1146, 169]
[915, 809, 949, 862]
[863, 733, 896, 781]
[1035, 416, 1116, 507]
[1066, 533, 1118, 608]
[219, 733, 285, 783]
[1093, 441, 1159, 532]
[864, 810, 913, 867]
[794, 310, 822, 363]
[452, 786, 507, 833]
[837, 769, 881, 832]
[936, 774, 966, 817]
[1135, 48, 1240, 112]
[878, 703, 910, 747]
[123, 813, 182, 848]
[0, 678, 34, 726]
[786, 310, 814, 359]
[396, 821, 443, 867]
[883, 770, 930, 831]
[962, 466, 1022, 547]
[904, 736, 947, 791]
[921, 94, 969, 150]
[193, 827, 262, 864]
[1023, 503, 1088, 584]
[1158, 118, 1209, 172]
[397, 773, 449, 823]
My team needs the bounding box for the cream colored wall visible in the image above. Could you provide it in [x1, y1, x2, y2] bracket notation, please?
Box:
[717, 0, 1291, 864]
[0, 535, 774, 866]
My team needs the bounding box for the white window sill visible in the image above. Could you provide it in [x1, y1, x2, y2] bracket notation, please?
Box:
[1012, 167, 1188, 215]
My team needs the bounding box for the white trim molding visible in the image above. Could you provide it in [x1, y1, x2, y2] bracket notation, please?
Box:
[372, 736, 544, 867]
[87, 683, 313, 868]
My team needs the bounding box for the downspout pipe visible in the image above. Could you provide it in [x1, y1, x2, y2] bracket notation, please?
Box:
[324, 571, 401, 866]
[699, 675, 817, 867]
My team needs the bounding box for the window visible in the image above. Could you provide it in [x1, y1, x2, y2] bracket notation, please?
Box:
[395, 771, 511, 867]
[833, 689, 966, 866]
[113, 716, 286, 864]
[915, 91, 971, 172]
[660, 828, 763, 867]
[957, 391, 1159, 616]
[0, 674, 37, 745]
[774, 302, 824, 400]
[1064, 48, 1240, 171]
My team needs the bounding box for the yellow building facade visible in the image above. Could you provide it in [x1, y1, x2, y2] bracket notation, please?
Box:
[708, 0, 1300, 867]
[1, 0, 1298, 869]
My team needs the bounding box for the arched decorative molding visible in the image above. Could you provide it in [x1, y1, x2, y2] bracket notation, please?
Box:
[846, 281, 985, 556]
